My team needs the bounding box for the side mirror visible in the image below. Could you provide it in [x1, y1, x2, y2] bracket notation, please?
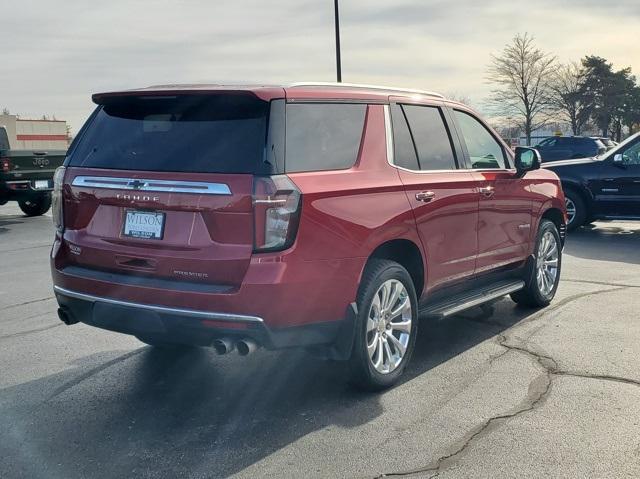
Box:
[514, 147, 541, 176]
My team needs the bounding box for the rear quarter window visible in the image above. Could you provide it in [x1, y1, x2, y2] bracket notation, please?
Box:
[285, 103, 366, 173]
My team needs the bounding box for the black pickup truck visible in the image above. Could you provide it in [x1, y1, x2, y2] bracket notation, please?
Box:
[0, 126, 66, 216]
[544, 132, 640, 230]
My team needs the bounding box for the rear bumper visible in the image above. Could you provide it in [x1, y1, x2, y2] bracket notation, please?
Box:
[54, 285, 356, 352]
[51, 237, 364, 351]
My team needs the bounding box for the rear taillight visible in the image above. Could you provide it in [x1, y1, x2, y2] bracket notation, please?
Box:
[1, 157, 11, 172]
[52, 166, 66, 232]
[252, 175, 301, 253]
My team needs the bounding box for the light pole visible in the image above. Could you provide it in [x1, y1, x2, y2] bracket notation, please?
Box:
[334, 0, 342, 82]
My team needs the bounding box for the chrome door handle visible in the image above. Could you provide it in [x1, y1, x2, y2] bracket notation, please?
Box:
[415, 191, 435, 202]
[478, 186, 495, 197]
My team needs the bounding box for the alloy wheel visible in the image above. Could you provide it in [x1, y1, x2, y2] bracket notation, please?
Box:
[565, 197, 576, 225]
[366, 279, 412, 374]
[536, 231, 559, 296]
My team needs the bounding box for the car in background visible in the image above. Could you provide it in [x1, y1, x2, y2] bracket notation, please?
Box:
[0, 126, 66, 216]
[51, 82, 566, 390]
[535, 136, 606, 162]
[544, 132, 640, 230]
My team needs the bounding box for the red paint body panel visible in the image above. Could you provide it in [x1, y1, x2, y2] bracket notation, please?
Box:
[51, 83, 567, 347]
[397, 170, 479, 290]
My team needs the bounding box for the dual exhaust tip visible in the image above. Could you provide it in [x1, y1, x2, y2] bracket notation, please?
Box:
[58, 308, 258, 356]
[212, 337, 258, 356]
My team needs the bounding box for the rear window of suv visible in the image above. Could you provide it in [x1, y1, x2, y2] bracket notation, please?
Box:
[69, 94, 273, 174]
[285, 103, 366, 172]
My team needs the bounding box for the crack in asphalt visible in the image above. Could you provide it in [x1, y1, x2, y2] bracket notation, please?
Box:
[0, 322, 62, 340]
[375, 285, 634, 478]
[0, 296, 55, 312]
[374, 352, 553, 479]
[564, 278, 640, 288]
[0, 243, 51, 253]
[46, 349, 145, 401]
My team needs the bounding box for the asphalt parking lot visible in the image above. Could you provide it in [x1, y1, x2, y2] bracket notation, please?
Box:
[1, 202, 639, 479]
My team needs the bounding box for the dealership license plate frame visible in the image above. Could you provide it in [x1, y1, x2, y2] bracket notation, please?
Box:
[122, 210, 166, 240]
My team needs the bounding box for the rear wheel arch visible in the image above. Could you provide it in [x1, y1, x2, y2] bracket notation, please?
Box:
[364, 239, 425, 299]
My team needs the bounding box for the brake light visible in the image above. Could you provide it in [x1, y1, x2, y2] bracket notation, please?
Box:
[52, 166, 66, 232]
[1, 157, 11, 172]
[252, 175, 301, 253]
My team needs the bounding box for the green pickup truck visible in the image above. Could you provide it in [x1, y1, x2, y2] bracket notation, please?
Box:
[0, 126, 66, 216]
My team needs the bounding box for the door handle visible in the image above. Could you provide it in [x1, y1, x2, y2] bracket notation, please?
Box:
[415, 191, 435, 202]
[478, 186, 495, 197]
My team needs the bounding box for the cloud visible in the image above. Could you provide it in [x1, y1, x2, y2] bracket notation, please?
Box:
[1, 0, 638, 131]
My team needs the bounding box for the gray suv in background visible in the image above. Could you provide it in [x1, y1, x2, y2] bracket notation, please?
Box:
[535, 136, 606, 162]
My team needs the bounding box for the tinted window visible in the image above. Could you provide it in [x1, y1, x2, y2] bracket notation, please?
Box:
[537, 138, 556, 148]
[620, 138, 640, 165]
[70, 94, 273, 174]
[402, 105, 457, 170]
[454, 110, 506, 169]
[390, 104, 419, 170]
[285, 103, 366, 172]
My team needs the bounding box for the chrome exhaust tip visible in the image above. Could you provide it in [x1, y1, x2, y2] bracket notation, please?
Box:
[236, 338, 258, 356]
[212, 338, 235, 355]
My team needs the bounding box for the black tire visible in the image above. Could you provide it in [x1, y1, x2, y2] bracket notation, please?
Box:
[564, 188, 587, 231]
[511, 219, 562, 308]
[18, 193, 52, 217]
[349, 259, 418, 391]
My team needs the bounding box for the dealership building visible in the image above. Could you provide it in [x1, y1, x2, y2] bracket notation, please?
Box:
[0, 114, 69, 150]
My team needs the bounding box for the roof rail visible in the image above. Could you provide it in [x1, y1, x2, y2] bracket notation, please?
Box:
[288, 82, 445, 99]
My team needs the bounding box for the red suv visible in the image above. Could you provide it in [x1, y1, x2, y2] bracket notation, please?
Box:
[51, 83, 566, 389]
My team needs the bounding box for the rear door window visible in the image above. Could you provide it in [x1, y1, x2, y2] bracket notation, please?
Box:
[402, 105, 457, 171]
[285, 103, 366, 172]
[390, 104, 420, 170]
[69, 94, 274, 174]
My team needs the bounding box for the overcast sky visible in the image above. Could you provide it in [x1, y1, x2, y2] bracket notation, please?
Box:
[2, 0, 639, 132]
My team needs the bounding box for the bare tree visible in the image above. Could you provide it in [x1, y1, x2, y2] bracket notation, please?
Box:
[549, 62, 592, 135]
[486, 33, 556, 144]
[1, 107, 10, 115]
[445, 92, 473, 108]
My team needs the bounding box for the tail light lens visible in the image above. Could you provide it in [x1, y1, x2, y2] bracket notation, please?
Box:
[52, 166, 66, 232]
[1, 157, 11, 172]
[252, 175, 301, 253]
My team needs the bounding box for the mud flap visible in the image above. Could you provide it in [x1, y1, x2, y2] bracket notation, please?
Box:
[308, 302, 358, 361]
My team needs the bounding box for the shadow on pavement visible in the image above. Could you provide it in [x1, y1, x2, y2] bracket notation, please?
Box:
[0, 299, 532, 478]
[565, 222, 640, 265]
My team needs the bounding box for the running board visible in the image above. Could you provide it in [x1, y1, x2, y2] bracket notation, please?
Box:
[420, 280, 525, 319]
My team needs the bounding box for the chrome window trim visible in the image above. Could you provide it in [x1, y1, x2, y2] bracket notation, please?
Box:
[71, 176, 231, 195]
[53, 285, 264, 323]
[385, 105, 469, 175]
[384, 105, 517, 175]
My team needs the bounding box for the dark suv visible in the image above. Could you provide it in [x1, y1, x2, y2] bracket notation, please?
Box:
[535, 136, 606, 162]
[51, 83, 566, 389]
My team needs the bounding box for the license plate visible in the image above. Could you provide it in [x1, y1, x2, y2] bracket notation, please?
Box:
[122, 210, 165, 240]
[34, 180, 51, 189]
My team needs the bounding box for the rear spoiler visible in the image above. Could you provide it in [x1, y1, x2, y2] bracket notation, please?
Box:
[92, 86, 285, 105]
